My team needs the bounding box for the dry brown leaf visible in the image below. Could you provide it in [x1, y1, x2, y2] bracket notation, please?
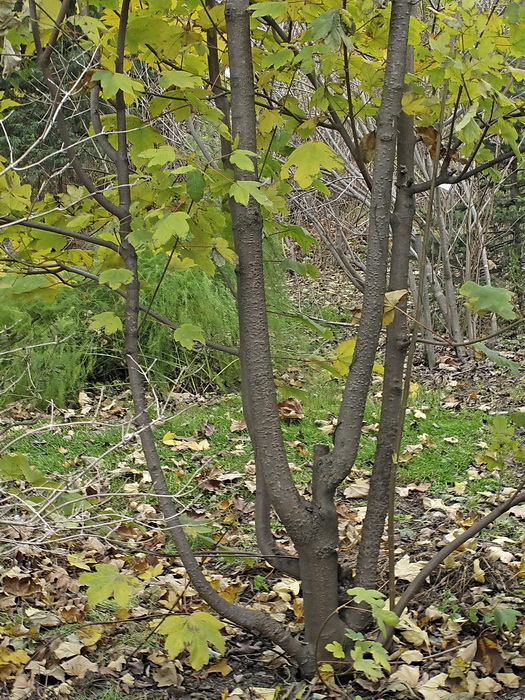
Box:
[399, 649, 424, 663]
[343, 481, 369, 499]
[53, 636, 84, 660]
[416, 126, 439, 159]
[60, 655, 98, 678]
[359, 130, 376, 163]
[495, 672, 521, 688]
[508, 504, 525, 518]
[476, 677, 502, 694]
[474, 634, 504, 674]
[25, 609, 61, 627]
[230, 418, 247, 432]
[395, 554, 425, 582]
[1, 568, 40, 597]
[277, 398, 304, 420]
[389, 663, 420, 688]
[152, 662, 183, 687]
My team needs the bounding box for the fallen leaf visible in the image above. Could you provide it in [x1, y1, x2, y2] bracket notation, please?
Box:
[389, 663, 419, 688]
[343, 481, 370, 499]
[54, 636, 84, 659]
[152, 662, 183, 687]
[0, 648, 30, 679]
[472, 559, 485, 583]
[60, 655, 98, 678]
[476, 677, 502, 694]
[474, 634, 504, 674]
[277, 398, 304, 420]
[508, 504, 525, 518]
[1, 568, 40, 597]
[395, 554, 425, 582]
[230, 418, 247, 432]
[399, 650, 424, 663]
[208, 658, 233, 676]
[495, 672, 521, 688]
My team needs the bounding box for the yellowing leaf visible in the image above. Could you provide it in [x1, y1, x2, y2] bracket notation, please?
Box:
[230, 149, 256, 172]
[281, 142, 344, 188]
[473, 558, 485, 583]
[78, 564, 142, 608]
[157, 611, 225, 670]
[0, 647, 30, 679]
[138, 145, 177, 167]
[154, 212, 190, 246]
[92, 70, 144, 103]
[383, 289, 408, 326]
[77, 625, 104, 647]
[208, 658, 233, 676]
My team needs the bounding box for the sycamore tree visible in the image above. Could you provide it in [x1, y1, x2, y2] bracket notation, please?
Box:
[2, 0, 525, 678]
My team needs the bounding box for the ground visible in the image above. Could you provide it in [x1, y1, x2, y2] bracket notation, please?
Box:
[1, 273, 524, 699]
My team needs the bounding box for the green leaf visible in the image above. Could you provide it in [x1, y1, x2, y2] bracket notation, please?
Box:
[173, 323, 205, 350]
[138, 145, 177, 167]
[346, 587, 386, 605]
[277, 386, 308, 402]
[159, 70, 202, 89]
[230, 149, 256, 172]
[373, 606, 399, 636]
[99, 268, 134, 290]
[89, 311, 123, 334]
[492, 606, 520, 632]
[474, 343, 520, 377]
[305, 8, 339, 42]
[510, 412, 525, 427]
[278, 225, 317, 253]
[250, 1, 288, 19]
[286, 311, 333, 340]
[78, 564, 142, 608]
[229, 181, 274, 209]
[351, 646, 385, 682]
[261, 48, 294, 69]
[92, 70, 144, 102]
[0, 452, 32, 479]
[280, 259, 320, 278]
[281, 142, 344, 188]
[459, 282, 516, 320]
[325, 641, 345, 659]
[157, 611, 225, 670]
[153, 212, 191, 246]
[346, 587, 398, 635]
[187, 169, 205, 202]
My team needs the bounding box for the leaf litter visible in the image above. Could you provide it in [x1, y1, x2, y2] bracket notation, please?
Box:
[0, 365, 525, 698]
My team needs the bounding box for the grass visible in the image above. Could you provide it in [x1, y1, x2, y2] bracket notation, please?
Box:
[3, 382, 504, 514]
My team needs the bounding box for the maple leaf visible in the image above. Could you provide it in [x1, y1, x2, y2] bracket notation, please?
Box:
[157, 611, 225, 670]
[173, 324, 205, 350]
[281, 142, 344, 188]
[459, 281, 516, 320]
[78, 564, 142, 608]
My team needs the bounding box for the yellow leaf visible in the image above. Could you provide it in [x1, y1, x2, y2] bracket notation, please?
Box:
[383, 289, 408, 326]
[473, 559, 485, 583]
[208, 658, 233, 676]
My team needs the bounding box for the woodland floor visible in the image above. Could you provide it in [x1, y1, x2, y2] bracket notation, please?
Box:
[1, 270, 525, 699]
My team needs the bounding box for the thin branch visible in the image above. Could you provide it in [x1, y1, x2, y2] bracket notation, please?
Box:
[0, 215, 120, 252]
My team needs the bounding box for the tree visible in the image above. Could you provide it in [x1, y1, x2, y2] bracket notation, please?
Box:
[1, 0, 525, 679]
